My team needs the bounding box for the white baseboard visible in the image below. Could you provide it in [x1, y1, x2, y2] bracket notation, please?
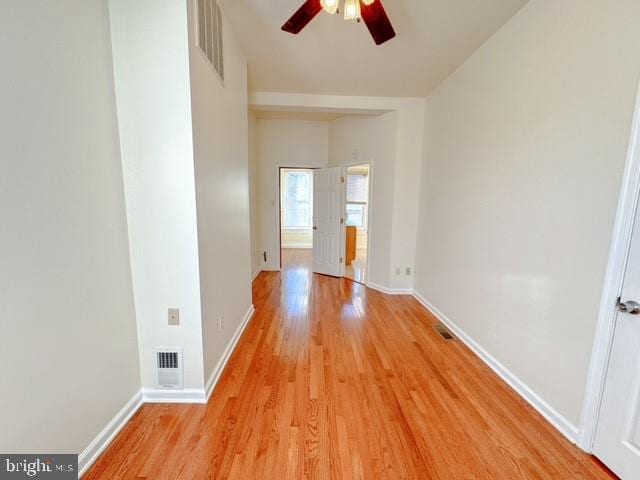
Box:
[251, 270, 261, 282]
[281, 244, 312, 249]
[141, 305, 256, 404]
[78, 304, 257, 476]
[141, 388, 207, 404]
[78, 390, 143, 477]
[412, 289, 580, 444]
[206, 304, 256, 400]
[367, 281, 413, 295]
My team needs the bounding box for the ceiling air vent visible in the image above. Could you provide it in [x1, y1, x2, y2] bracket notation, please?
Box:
[155, 348, 183, 389]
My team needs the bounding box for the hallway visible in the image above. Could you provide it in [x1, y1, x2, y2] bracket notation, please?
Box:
[85, 254, 613, 479]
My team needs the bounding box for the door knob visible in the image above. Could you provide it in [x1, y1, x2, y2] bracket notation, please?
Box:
[616, 298, 640, 315]
[313, 226, 317, 230]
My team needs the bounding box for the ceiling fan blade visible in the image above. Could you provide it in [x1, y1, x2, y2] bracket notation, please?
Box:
[282, 0, 323, 34]
[360, 0, 396, 45]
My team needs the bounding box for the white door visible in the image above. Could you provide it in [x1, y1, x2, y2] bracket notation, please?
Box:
[594, 195, 640, 478]
[312, 167, 342, 277]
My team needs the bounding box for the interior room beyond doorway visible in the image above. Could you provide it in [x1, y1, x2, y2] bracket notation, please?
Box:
[344, 164, 370, 284]
[280, 167, 314, 268]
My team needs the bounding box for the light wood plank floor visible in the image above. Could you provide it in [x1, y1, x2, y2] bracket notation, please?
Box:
[85, 249, 615, 479]
[345, 247, 367, 284]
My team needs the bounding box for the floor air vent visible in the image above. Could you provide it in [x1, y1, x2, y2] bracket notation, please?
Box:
[155, 348, 183, 389]
[434, 324, 456, 341]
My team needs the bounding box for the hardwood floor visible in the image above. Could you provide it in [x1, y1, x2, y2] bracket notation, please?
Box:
[345, 247, 367, 284]
[85, 249, 614, 479]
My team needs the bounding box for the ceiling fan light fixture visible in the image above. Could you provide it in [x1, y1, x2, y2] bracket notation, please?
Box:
[281, 0, 395, 45]
[343, 0, 361, 20]
[320, 0, 339, 15]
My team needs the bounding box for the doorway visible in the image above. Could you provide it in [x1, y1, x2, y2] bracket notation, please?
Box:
[591, 179, 640, 478]
[279, 167, 314, 271]
[580, 86, 640, 478]
[277, 165, 372, 282]
[343, 164, 370, 284]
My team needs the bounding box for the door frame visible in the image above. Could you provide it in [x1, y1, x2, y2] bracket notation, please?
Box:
[579, 83, 640, 451]
[339, 162, 373, 285]
[277, 166, 317, 271]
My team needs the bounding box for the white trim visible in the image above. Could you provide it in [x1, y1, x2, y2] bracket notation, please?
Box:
[281, 243, 313, 249]
[412, 289, 580, 443]
[206, 304, 256, 400]
[578, 83, 640, 451]
[277, 166, 317, 271]
[340, 162, 373, 284]
[78, 390, 143, 477]
[339, 167, 347, 278]
[251, 269, 262, 282]
[79, 305, 257, 475]
[367, 281, 413, 295]
[143, 302, 255, 404]
[141, 388, 207, 404]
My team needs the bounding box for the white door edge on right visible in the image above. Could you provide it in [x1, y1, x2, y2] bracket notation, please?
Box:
[593, 190, 640, 479]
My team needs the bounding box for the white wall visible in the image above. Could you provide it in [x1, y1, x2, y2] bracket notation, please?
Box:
[329, 114, 397, 287]
[414, 0, 640, 428]
[0, 0, 140, 454]
[110, 0, 205, 390]
[389, 102, 427, 290]
[329, 109, 425, 290]
[248, 111, 261, 276]
[256, 119, 329, 270]
[186, 0, 254, 384]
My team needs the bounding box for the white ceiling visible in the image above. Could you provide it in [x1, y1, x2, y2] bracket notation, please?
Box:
[221, 0, 529, 97]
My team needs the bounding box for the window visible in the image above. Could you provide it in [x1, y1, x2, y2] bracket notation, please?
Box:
[281, 169, 313, 228]
[346, 170, 368, 229]
[346, 173, 368, 203]
[346, 204, 367, 228]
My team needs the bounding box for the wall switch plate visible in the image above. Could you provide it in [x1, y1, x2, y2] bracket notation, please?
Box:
[218, 316, 224, 332]
[395, 267, 401, 275]
[406, 267, 412, 276]
[168, 308, 180, 326]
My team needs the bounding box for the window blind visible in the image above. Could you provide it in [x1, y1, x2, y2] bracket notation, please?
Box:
[347, 174, 368, 203]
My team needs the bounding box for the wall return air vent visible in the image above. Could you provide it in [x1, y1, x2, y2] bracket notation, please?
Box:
[197, 0, 224, 81]
[155, 348, 184, 389]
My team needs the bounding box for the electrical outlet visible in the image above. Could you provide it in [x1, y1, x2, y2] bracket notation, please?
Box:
[218, 316, 224, 332]
[168, 308, 180, 326]
[406, 267, 412, 276]
[395, 267, 401, 275]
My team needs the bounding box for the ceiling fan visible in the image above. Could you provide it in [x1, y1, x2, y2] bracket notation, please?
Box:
[282, 0, 396, 46]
